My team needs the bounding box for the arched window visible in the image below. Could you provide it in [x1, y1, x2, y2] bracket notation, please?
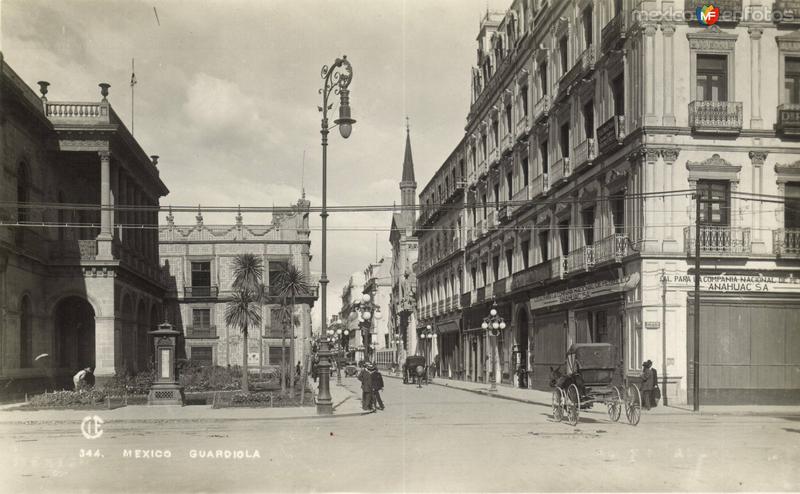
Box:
[20, 296, 33, 368]
[17, 163, 30, 223]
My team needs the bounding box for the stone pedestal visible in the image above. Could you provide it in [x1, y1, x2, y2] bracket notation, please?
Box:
[147, 323, 184, 406]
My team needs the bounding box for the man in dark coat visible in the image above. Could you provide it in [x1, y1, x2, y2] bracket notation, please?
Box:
[369, 363, 385, 410]
[357, 362, 374, 411]
[640, 360, 658, 410]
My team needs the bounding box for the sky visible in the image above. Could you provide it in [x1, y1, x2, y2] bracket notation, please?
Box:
[1, 0, 511, 328]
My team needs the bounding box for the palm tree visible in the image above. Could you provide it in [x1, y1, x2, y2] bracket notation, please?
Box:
[226, 254, 265, 393]
[273, 262, 311, 396]
[275, 300, 292, 394]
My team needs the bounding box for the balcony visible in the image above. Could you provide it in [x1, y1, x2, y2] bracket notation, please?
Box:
[774, 228, 800, 257]
[493, 277, 512, 297]
[184, 286, 219, 298]
[593, 233, 629, 265]
[596, 115, 626, 155]
[466, 229, 475, 244]
[516, 114, 529, 139]
[485, 282, 494, 300]
[530, 173, 549, 198]
[489, 146, 501, 167]
[185, 326, 217, 339]
[686, 1, 742, 22]
[565, 246, 594, 273]
[559, 45, 595, 94]
[601, 14, 626, 54]
[549, 258, 565, 280]
[501, 132, 514, 155]
[477, 158, 488, 179]
[688, 101, 743, 134]
[572, 138, 596, 170]
[510, 186, 530, 215]
[684, 225, 752, 256]
[461, 292, 472, 308]
[511, 260, 553, 291]
[437, 300, 445, 313]
[46, 101, 110, 125]
[777, 104, 800, 136]
[476, 219, 486, 238]
[498, 204, 511, 224]
[488, 209, 499, 230]
[550, 157, 571, 185]
[476, 287, 486, 304]
[774, 1, 800, 25]
[533, 95, 551, 124]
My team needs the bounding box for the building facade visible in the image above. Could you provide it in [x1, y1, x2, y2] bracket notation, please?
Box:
[415, 0, 800, 404]
[0, 57, 169, 395]
[389, 127, 420, 363]
[158, 199, 317, 370]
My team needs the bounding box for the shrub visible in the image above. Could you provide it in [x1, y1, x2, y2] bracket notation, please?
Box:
[102, 368, 154, 396]
[179, 365, 241, 392]
[28, 389, 107, 408]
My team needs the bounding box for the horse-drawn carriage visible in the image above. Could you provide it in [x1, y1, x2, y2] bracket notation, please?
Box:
[402, 356, 428, 386]
[550, 343, 642, 426]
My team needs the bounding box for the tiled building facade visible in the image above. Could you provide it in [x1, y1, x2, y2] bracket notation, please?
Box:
[158, 200, 317, 370]
[415, 0, 800, 404]
[1, 57, 169, 394]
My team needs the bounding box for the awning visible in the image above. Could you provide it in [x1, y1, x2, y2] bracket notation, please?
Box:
[436, 320, 460, 334]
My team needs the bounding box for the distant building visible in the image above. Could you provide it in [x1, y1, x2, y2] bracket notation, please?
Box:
[0, 56, 169, 394]
[158, 199, 317, 370]
[363, 256, 392, 354]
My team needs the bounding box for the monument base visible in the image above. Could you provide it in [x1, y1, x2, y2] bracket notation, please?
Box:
[148, 383, 184, 405]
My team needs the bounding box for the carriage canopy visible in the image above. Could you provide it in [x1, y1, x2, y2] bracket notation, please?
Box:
[567, 343, 615, 370]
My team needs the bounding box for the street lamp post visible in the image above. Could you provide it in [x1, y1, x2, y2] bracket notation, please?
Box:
[352, 293, 381, 363]
[419, 324, 437, 381]
[335, 327, 344, 386]
[317, 56, 356, 415]
[392, 333, 403, 374]
[482, 301, 506, 392]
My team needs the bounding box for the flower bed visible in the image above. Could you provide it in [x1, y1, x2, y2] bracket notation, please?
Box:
[22, 389, 108, 409]
[216, 389, 314, 408]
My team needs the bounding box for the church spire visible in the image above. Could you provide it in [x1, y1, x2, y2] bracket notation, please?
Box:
[399, 117, 417, 225]
[401, 117, 415, 183]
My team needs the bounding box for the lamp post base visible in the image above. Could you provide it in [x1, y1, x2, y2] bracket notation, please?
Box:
[316, 352, 334, 415]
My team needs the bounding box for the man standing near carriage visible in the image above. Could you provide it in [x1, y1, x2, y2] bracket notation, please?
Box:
[640, 360, 658, 410]
[357, 361, 374, 411]
[369, 363, 385, 411]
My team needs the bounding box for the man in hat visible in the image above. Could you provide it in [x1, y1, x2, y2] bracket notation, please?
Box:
[357, 361, 374, 411]
[640, 360, 657, 410]
[369, 363, 385, 411]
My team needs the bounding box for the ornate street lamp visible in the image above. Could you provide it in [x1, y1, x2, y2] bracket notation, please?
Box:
[419, 324, 438, 379]
[481, 301, 506, 392]
[351, 292, 381, 363]
[317, 55, 356, 415]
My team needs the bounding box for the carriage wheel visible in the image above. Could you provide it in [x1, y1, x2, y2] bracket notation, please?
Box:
[607, 386, 622, 422]
[566, 384, 580, 426]
[625, 383, 642, 426]
[551, 388, 565, 422]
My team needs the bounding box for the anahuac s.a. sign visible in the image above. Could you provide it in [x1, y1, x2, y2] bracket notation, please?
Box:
[661, 274, 800, 293]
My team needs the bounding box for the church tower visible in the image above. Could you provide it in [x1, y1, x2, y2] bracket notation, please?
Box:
[399, 121, 417, 226]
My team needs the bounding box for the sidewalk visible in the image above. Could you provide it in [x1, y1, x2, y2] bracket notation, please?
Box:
[386, 372, 800, 417]
[0, 382, 367, 424]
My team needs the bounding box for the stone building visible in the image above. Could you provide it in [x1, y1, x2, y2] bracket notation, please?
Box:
[363, 257, 392, 356]
[414, 0, 800, 404]
[388, 127, 420, 361]
[158, 199, 317, 370]
[0, 56, 169, 394]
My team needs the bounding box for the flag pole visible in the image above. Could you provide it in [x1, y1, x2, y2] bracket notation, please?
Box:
[131, 58, 136, 135]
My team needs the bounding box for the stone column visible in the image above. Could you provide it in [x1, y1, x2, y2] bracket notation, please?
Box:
[749, 27, 763, 129]
[97, 151, 113, 259]
[661, 149, 680, 241]
[662, 24, 676, 126]
[749, 151, 767, 247]
[94, 315, 117, 380]
[644, 23, 659, 125]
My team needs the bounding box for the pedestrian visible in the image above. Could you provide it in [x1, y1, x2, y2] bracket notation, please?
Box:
[295, 361, 302, 376]
[433, 354, 440, 378]
[369, 363, 385, 410]
[311, 355, 319, 383]
[357, 362, 374, 411]
[640, 360, 658, 410]
[73, 366, 94, 391]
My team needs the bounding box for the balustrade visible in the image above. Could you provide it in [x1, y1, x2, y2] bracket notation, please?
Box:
[601, 14, 625, 53]
[774, 228, 800, 257]
[550, 157, 571, 185]
[530, 173, 549, 198]
[593, 233, 629, 264]
[573, 138, 596, 169]
[688, 101, 743, 134]
[533, 95, 551, 123]
[684, 225, 752, 256]
[565, 245, 594, 273]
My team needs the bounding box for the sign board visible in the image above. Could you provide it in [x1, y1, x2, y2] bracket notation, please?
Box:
[529, 273, 640, 311]
[645, 321, 660, 330]
[248, 352, 260, 365]
[660, 274, 800, 294]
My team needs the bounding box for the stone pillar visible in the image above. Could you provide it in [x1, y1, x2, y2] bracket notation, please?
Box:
[644, 23, 659, 125]
[749, 27, 763, 129]
[661, 149, 680, 241]
[97, 151, 113, 260]
[749, 151, 767, 246]
[662, 24, 676, 126]
[94, 315, 117, 380]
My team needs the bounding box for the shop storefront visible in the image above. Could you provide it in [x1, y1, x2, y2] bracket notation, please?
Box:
[436, 318, 461, 379]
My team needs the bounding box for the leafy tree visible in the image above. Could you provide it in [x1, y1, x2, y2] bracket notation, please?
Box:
[273, 262, 311, 396]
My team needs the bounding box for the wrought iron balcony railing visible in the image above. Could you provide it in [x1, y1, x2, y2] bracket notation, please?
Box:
[688, 101, 743, 134]
[593, 233, 629, 264]
[777, 103, 800, 136]
[184, 286, 219, 298]
[511, 259, 553, 291]
[565, 246, 594, 273]
[530, 173, 549, 198]
[559, 45, 595, 94]
[516, 114, 529, 138]
[573, 138, 596, 170]
[601, 14, 626, 54]
[501, 132, 514, 154]
[498, 204, 511, 224]
[510, 186, 530, 215]
[774, 228, 800, 257]
[533, 94, 551, 124]
[684, 225, 752, 256]
[185, 326, 218, 338]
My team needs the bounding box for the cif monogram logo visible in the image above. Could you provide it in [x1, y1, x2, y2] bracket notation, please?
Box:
[81, 415, 104, 440]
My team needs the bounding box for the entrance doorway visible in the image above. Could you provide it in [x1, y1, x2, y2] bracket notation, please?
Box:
[516, 309, 530, 388]
[55, 297, 95, 371]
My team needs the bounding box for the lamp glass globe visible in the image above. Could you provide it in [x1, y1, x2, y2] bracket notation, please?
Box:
[481, 322, 489, 330]
[492, 322, 500, 330]
[362, 293, 371, 303]
[499, 322, 507, 330]
[490, 308, 498, 317]
[363, 311, 372, 320]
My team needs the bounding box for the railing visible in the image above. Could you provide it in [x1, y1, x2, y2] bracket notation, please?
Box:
[596, 115, 626, 155]
[510, 186, 529, 215]
[774, 1, 800, 24]
[437, 300, 445, 313]
[573, 138, 596, 169]
[688, 101, 743, 134]
[493, 277, 511, 297]
[559, 45, 595, 93]
[185, 326, 217, 338]
[487, 209, 498, 230]
[461, 292, 472, 307]
[489, 146, 501, 166]
[45, 101, 109, 122]
[565, 246, 594, 273]
[530, 173, 549, 198]
[184, 286, 220, 298]
[601, 13, 626, 54]
[549, 258, 565, 280]
[533, 95, 551, 123]
[501, 132, 514, 154]
[516, 114, 529, 138]
[593, 233, 629, 264]
[466, 229, 475, 244]
[550, 157, 571, 184]
[684, 226, 752, 256]
[777, 103, 800, 136]
[476, 287, 486, 304]
[774, 228, 800, 256]
[498, 204, 510, 223]
[511, 260, 553, 291]
[485, 282, 494, 300]
[477, 158, 488, 178]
